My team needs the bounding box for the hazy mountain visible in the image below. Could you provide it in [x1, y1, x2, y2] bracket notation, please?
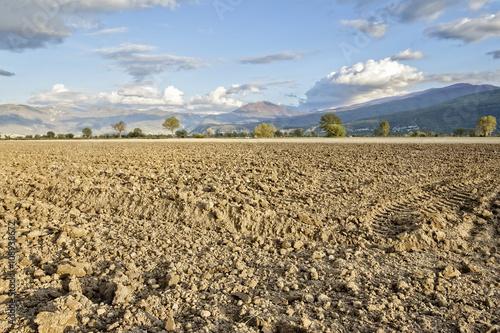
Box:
[0, 101, 302, 136]
[189, 101, 309, 134]
[333, 83, 499, 113]
[345, 88, 500, 134]
[1, 83, 499, 137]
[0, 104, 179, 136]
[233, 101, 307, 117]
[270, 83, 500, 130]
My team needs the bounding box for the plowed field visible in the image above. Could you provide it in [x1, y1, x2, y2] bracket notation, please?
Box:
[1, 140, 499, 332]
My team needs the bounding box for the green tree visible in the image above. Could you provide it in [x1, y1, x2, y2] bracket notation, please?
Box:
[128, 128, 144, 138]
[275, 130, 284, 137]
[319, 113, 346, 137]
[293, 128, 305, 137]
[253, 123, 277, 138]
[47, 131, 55, 139]
[380, 121, 390, 137]
[204, 129, 212, 138]
[373, 128, 382, 136]
[163, 117, 180, 137]
[319, 113, 342, 130]
[175, 130, 188, 138]
[111, 121, 126, 138]
[65, 133, 74, 139]
[82, 127, 92, 138]
[325, 124, 346, 137]
[56, 134, 65, 139]
[476, 116, 497, 137]
[453, 128, 468, 137]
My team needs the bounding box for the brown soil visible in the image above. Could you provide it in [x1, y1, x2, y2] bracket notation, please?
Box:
[0, 141, 499, 333]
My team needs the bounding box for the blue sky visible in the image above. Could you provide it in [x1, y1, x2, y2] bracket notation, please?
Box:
[1, 0, 499, 112]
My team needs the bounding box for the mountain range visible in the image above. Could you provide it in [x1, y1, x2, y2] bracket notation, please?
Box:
[0, 83, 499, 137]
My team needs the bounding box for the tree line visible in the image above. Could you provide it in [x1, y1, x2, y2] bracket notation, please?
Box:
[372, 116, 497, 137]
[1, 114, 497, 140]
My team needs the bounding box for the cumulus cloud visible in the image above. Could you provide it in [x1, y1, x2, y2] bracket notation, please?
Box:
[301, 58, 424, 110]
[391, 49, 425, 61]
[0, 1, 182, 51]
[189, 86, 245, 110]
[86, 27, 129, 36]
[29, 80, 290, 111]
[425, 12, 500, 43]
[240, 51, 305, 64]
[188, 81, 289, 111]
[29, 84, 94, 104]
[487, 50, 500, 59]
[29, 83, 185, 107]
[94, 43, 203, 80]
[0, 68, 15, 76]
[341, 19, 388, 38]
[100, 85, 184, 106]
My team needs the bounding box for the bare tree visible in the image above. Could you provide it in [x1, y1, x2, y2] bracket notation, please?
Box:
[112, 121, 126, 138]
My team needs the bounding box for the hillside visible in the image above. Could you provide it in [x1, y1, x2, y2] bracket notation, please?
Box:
[270, 84, 499, 130]
[189, 101, 306, 134]
[233, 101, 306, 117]
[345, 88, 500, 133]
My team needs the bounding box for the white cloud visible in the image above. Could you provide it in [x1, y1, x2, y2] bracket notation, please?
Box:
[29, 84, 95, 104]
[341, 19, 388, 38]
[0, 1, 183, 51]
[67, 0, 181, 11]
[29, 83, 185, 107]
[467, 0, 494, 10]
[426, 70, 500, 84]
[391, 49, 425, 61]
[187, 81, 292, 111]
[340, 0, 494, 32]
[425, 12, 500, 43]
[93, 43, 157, 56]
[0, 67, 15, 76]
[101, 85, 184, 106]
[301, 58, 424, 110]
[87, 27, 129, 36]
[240, 51, 305, 64]
[391, 0, 456, 23]
[189, 86, 245, 111]
[94, 43, 203, 79]
[29, 80, 291, 111]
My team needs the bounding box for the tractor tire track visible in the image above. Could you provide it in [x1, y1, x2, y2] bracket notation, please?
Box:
[370, 179, 497, 239]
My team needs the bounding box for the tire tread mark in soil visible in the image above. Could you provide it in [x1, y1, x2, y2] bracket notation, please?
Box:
[370, 179, 496, 239]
